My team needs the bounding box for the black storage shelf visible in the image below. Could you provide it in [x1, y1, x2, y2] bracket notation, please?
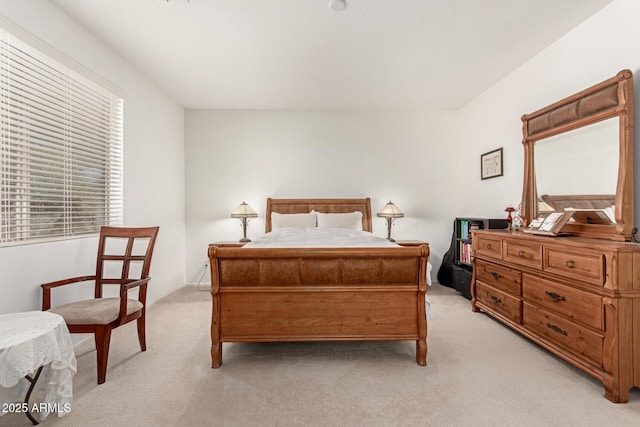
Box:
[452, 217, 509, 299]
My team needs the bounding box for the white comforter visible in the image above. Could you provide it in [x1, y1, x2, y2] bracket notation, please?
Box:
[243, 227, 400, 248]
[244, 227, 433, 318]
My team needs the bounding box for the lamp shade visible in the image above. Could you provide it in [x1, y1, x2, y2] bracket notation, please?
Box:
[231, 202, 258, 218]
[377, 201, 404, 218]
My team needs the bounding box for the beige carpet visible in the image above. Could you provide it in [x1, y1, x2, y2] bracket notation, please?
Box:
[3, 284, 639, 426]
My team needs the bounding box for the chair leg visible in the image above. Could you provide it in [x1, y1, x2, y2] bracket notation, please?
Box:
[137, 313, 147, 351]
[95, 326, 112, 384]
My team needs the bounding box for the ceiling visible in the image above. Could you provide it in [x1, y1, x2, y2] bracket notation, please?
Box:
[50, 0, 613, 110]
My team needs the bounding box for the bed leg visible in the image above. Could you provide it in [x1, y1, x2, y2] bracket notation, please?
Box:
[416, 339, 427, 366]
[211, 342, 222, 368]
[210, 281, 222, 368]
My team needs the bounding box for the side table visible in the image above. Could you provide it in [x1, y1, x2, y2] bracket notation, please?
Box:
[0, 311, 77, 424]
[396, 240, 428, 247]
[211, 241, 247, 247]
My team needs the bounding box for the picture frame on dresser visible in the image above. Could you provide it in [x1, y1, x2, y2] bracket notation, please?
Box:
[522, 211, 573, 236]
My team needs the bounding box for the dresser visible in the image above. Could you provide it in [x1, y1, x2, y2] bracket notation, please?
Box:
[470, 229, 640, 403]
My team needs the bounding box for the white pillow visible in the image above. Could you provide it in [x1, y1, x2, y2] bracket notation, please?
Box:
[271, 212, 317, 229]
[316, 211, 363, 231]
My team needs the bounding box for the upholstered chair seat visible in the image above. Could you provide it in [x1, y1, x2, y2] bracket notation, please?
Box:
[49, 298, 144, 325]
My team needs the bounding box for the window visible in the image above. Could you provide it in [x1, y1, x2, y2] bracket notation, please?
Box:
[0, 21, 123, 245]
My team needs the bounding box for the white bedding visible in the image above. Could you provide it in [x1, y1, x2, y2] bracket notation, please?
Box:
[244, 227, 399, 248]
[244, 227, 433, 318]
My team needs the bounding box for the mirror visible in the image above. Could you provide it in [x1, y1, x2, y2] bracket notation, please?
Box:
[520, 70, 634, 241]
[536, 119, 618, 197]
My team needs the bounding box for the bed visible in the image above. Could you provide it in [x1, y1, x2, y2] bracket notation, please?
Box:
[207, 198, 430, 368]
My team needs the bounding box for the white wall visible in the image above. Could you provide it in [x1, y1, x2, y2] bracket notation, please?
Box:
[185, 109, 460, 284]
[0, 1, 186, 314]
[457, 0, 640, 223]
[185, 0, 640, 288]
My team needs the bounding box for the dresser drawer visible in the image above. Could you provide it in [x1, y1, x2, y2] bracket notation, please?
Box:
[523, 302, 603, 367]
[504, 240, 542, 269]
[543, 247, 604, 285]
[475, 260, 521, 296]
[522, 274, 602, 330]
[476, 281, 522, 324]
[474, 235, 502, 259]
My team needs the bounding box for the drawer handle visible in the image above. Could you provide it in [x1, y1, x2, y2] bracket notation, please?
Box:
[486, 243, 492, 249]
[546, 323, 567, 336]
[518, 250, 525, 257]
[489, 294, 502, 304]
[490, 271, 502, 280]
[565, 259, 575, 269]
[545, 291, 566, 303]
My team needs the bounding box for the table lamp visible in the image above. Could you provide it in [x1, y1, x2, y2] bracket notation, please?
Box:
[231, 202, 258, 242]
[377, 201, 404, 242]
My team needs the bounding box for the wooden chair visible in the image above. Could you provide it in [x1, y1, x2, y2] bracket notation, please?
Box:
[41, 226, 159, 384]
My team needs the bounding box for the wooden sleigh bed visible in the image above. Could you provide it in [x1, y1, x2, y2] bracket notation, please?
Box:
[207, 198, 430, 367]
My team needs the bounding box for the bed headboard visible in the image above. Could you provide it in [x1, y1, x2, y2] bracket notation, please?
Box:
[265, 198, 373, 233]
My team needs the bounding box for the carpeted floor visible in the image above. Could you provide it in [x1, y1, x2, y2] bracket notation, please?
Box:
[3, 283, 639, 426]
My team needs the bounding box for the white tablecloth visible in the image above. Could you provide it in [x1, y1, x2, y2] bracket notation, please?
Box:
[0, 311, 77, 421]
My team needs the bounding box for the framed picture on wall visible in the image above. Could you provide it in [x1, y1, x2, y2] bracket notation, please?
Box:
[481, 148, 503, 180]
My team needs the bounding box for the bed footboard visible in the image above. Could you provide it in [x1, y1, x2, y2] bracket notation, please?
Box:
[207, 245, 429, 368]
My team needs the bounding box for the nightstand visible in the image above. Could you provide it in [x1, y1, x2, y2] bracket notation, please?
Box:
[212, 241, 247, 247]
[396, 240, 428, 247]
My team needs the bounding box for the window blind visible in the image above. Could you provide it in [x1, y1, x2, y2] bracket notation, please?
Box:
[0, 25, 123, 245]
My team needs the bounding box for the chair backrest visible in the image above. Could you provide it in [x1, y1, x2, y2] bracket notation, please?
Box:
[94, 226, 159, 298]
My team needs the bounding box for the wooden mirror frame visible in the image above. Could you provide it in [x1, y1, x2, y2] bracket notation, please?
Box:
[521, 69, 634, 241]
